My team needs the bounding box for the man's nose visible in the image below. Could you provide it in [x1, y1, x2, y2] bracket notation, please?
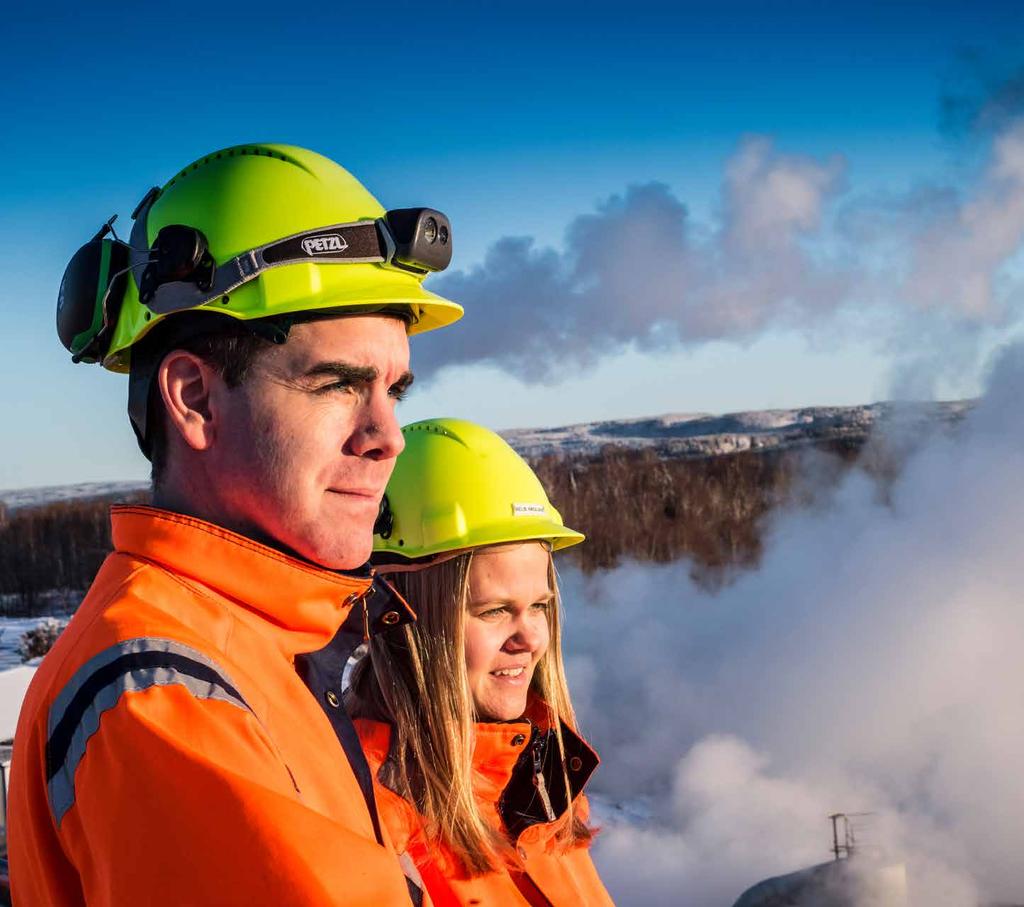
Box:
[347, 390, 406, 460]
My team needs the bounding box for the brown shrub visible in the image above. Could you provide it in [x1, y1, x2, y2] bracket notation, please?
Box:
[0, 494, 149, 614]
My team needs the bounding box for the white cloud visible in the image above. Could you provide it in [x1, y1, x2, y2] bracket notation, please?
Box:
[901, 122, 1024, 319]
[415, 120, 1024, 403]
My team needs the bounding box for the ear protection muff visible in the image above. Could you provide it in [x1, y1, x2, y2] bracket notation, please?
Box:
[56, 219, 131, 364]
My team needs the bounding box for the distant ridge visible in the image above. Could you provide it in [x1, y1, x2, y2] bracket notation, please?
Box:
[501, 400, 972, 459]
[0, 481, 149, 513]
[1, 401, 973, 509]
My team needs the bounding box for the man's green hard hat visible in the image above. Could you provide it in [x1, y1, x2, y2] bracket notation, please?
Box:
[373, 418, 584, 560]
[104, 143, 463, 372]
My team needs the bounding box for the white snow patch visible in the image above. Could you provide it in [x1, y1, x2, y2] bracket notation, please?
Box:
[0, 667, 35, 741]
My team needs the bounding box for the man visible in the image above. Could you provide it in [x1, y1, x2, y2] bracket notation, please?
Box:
[10, 144, 462, 905]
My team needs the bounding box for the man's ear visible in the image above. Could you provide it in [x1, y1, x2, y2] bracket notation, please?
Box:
[157, 350, 221, 452]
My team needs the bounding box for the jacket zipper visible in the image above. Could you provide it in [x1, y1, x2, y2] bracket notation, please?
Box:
[532, 732, 556, 821]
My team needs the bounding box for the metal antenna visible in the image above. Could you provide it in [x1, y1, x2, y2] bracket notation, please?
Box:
[90, 214, 119, 243]
[829, 812, 875, 860]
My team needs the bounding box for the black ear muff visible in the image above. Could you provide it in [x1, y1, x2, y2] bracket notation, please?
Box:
[57, 236, 131, 364]
[138, 225, 215, 306]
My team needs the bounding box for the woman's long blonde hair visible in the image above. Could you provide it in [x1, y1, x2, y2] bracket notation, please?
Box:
[346, 546, 590, 874]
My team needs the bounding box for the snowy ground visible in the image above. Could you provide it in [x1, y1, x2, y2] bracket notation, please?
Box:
[0, 618, 48, 741]
[0, 618, 46, 672]
[0, 668, 35, 742]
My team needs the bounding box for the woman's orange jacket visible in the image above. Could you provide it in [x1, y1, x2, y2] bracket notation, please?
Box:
[9, 506, 423, 906]
[355, 702, 615, 907]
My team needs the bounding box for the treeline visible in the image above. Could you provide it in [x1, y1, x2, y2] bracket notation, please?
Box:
[0, 440, 886, 613]
[0, 494, 149, 615]
[535, 440, 876, 586]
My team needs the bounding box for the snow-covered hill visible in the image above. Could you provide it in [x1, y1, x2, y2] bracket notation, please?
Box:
[501, 400, 972, 459]
[0, 401, 972, 509]
[0, 481, 148, 513]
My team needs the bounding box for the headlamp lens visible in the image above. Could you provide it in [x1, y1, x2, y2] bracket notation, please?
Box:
[382, 208, 453, 273]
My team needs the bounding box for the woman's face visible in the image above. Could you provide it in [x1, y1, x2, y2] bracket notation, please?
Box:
[464, 542, 552, 721]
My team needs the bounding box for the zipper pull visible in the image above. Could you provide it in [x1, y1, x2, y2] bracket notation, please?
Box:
[532, 737, 555, 821]
[361, 592, 370, 641]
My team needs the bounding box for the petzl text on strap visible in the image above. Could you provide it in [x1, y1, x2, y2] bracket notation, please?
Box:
[130, 196, 388, 316]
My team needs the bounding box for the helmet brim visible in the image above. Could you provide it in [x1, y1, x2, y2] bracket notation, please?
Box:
[374, 519, 585, 561]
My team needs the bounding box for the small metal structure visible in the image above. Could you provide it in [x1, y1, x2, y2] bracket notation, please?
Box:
[829, 812, 875, 861]
[732, 811, 906, 907]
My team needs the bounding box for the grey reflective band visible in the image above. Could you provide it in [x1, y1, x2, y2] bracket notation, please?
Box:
[46, 637, 251, 826]
[129, 193, 389, 316]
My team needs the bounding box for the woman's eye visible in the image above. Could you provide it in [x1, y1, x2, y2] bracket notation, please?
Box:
[478, 607, 505, 619]
[530, 601, 550, 612]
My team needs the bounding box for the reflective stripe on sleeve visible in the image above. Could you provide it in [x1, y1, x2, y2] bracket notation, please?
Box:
[46, 637, 252, 826]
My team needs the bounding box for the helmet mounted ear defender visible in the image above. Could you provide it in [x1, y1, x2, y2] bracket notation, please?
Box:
[56, 217, 131, 364]
[55, 144, 463, 455]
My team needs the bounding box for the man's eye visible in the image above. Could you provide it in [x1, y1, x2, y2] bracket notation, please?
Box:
[389, 385, 409, 402]
[315, 381, 354, 394]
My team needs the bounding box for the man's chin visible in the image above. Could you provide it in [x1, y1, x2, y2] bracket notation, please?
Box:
[301, 534, 373, 571]
[313, 527, 375, 571]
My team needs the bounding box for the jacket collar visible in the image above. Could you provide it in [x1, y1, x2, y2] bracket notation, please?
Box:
[110, 505, 413, 658]
[357, 696, 599, 829]
[494, 711, 600, 840]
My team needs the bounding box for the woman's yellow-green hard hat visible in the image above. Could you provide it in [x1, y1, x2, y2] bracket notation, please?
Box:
[102, 143, 463, 372]
[373, 418, 584, 560]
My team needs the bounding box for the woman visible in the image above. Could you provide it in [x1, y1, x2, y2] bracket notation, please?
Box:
[348, 418, 614, 906]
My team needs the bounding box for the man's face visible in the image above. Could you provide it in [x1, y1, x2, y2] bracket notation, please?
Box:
[209, 316, 411, 569]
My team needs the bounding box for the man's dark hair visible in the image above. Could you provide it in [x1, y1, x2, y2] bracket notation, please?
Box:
[143, 315, 273, 488]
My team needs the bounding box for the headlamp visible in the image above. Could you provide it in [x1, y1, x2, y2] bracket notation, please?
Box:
[130, 192, 454, 315]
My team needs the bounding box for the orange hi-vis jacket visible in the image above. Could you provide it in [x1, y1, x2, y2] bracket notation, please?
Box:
[355, 701, 615, 907]
[10, 505, 426, 907]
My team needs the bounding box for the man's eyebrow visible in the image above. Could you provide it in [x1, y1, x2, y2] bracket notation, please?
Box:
[392, 371, 414, 391]
[300, 363, 415, 393]
[301, 362, 378, 383]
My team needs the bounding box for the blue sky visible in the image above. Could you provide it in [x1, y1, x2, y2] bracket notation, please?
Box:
[3, 1, 1024, 488]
